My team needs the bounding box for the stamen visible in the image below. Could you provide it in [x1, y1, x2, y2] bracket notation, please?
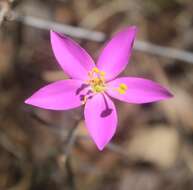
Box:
[93, 77, 100, 83]
[92, 67, 100, 73]
[119, 83, 128, 90]
[117, 83, 128, 94]
[88, 67, 106, 93]
[118, 88, 126, 94]
[100, 71, 106, 77]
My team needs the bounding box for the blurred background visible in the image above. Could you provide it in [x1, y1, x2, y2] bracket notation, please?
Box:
[0, 0, 193, 189]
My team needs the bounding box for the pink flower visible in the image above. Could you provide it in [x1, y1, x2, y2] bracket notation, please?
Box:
[25, 26, 173, 151]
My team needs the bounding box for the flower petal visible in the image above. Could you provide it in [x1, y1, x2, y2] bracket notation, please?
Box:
[84, 93, 117, 151]
[97, 26, 137, 80]
[25, 79, 87, 110]
[107, 77, 173, 104]
[50, 31, 95, 80]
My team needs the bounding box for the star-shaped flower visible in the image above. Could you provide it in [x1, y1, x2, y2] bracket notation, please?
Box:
[25, 26, 173, 150]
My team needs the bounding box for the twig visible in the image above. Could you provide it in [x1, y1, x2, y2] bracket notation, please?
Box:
[65, 157, 76, 190]
[62, 125, 78, 190]
[64, 124, 79, 158]
[0, 132, 23, 159]
[13, 13, 105, 42]
[54, 121, 79, 189]
[11, 12, 193, 64]
[135, 41, 193, 64]
[30, 112, 129, 158]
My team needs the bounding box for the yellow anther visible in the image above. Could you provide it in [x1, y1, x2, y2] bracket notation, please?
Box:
[118, 88, 126, 94]
[93, 77, 100, 83]
[119, 83, 128, 90]
[100, 71, 106, 77]
[92, 67, 100, 73]
[117, 83, 128, 94]
[88, 67, 106, 93]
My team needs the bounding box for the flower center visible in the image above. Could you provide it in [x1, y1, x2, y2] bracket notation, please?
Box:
[88, 67, 106, 93]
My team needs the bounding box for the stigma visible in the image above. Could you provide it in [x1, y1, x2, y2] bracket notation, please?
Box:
[88, 67, 106, 93]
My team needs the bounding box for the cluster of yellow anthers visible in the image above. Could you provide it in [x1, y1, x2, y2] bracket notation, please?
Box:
[82, 67, 128, 104]
[88, 67, 106, 93]
[81, 67, 105, 105]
